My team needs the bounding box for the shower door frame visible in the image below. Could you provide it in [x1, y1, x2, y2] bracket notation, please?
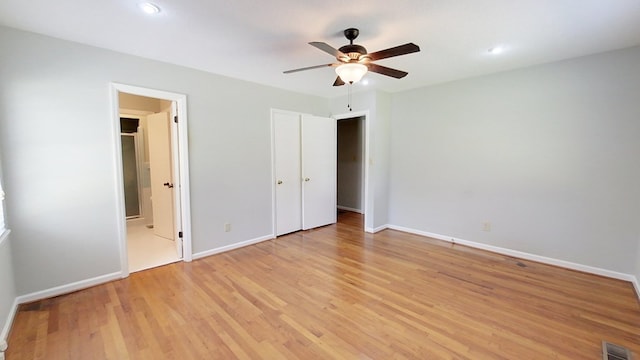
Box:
[120, 130, 144, 220]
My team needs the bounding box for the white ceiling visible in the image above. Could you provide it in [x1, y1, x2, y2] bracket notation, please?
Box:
[1, 0, 640, 98]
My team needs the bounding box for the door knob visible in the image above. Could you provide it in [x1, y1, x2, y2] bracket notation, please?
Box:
[304, 178, 310, 182]
[277, 180, 283, 185]
[163, 182, 174, 188]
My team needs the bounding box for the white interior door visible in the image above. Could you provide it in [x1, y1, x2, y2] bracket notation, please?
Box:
[147, 112, 175, 240]
[273, 111, 302, 236]
[301, 115, 337, 230]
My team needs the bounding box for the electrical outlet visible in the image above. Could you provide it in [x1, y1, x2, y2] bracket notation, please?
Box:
[482, 222, 491, 232]
[224, 223, 231, 232]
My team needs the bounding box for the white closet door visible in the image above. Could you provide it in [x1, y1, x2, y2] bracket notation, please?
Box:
[273, 111, 302, 236]
[301, 115, 337, 230]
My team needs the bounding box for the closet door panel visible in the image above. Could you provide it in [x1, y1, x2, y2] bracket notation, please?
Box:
[273, 112, 302, 236]
[301, 115, 337, 230]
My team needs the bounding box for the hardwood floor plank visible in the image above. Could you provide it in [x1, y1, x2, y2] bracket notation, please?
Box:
[6, 211, 640, 359]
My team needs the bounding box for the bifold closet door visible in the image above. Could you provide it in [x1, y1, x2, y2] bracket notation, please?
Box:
[273, 111, 302, 236]
[301, 115, 337, 230]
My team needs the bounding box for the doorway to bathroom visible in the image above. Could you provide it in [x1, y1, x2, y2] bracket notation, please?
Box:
[112, 83, 192, 276]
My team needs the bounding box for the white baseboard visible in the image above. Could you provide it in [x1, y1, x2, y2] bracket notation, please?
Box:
[192, 234, 274, 261]
[337, 205, 363, 214]
[365, 224, 388, 234]
[387, 224, 639, 294]
[16, 271, 123, 305]
[0, 298, 18, 344]
[0, 230, 11, 246]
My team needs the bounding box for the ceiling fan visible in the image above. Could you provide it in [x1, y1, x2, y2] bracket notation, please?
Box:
[284, 28, 420, 86]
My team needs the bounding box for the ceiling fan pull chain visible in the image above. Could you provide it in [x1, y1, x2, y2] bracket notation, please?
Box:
[347, 82, 353, 111]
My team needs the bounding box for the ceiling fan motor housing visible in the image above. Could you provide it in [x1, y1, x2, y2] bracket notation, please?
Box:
[338, 44, 368, 60]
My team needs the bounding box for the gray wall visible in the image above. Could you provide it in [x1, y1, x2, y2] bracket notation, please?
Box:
[389, 46, 640, 274]
[0, 233, 16, 341]
[375, 92, 392, 229]
[337, 117, 364, 211]
[0, 26, 327, 295]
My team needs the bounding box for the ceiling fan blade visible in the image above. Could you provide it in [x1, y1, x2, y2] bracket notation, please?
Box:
[309, 42, 348, 60]
[333, 76, 345, 86]
[366, 43, 420, 61]
[283, 63, 335, 74]
[367, 63, 408, 79]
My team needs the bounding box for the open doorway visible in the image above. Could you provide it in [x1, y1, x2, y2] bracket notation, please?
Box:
[112, 84, 192, 277]
[336, 114, 367, 229]
[334, 110, 373, 232]
[119, 97, 179, 272]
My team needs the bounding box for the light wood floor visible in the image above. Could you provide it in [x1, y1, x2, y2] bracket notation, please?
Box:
[7, 212, 640, 359]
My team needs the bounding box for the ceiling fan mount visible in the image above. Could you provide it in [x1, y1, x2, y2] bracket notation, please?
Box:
[284, 27, 420, 86]
[338, 28, 367, 59]
[343, 28, 360, 43]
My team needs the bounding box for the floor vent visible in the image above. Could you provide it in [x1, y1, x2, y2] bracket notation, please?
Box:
[603, 341, 632, 360]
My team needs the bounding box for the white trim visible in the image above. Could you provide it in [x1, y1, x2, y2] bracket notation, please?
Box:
[16, 272, 122, 305]
[110, 83, 193, 279]
[176, 97, 192, 262]
[387, 224, 638, 284]
[632, 276, 640, 300]
[0, 230, 15, 347]
[119, 109, 154, 116]
[192, 234, 275, 261]
[366, 224, 388, 234]
[0, 298, 17, 344]
[110, 84, 130, 277]
[170, 100, 184, 259]
[270, 109, 275, 237]
[337, 205, 363, 214]
[0, 230, 10, 246]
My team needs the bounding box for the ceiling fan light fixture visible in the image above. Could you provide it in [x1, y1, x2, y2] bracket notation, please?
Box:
[335, 63, 367, 83]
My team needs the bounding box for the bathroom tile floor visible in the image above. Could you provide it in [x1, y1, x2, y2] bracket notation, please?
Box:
[127, 220, 180, 272]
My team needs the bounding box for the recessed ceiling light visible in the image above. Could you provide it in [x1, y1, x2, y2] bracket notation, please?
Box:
[488, 46, 504, 55]
[139, 2, 161, 14]
[361, 79, 369, 86]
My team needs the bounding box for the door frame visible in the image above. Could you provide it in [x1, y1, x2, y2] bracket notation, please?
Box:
[120, 113, 150, 221]
[110, 83, 193, 278]
[120, 132, 143, 219]
[270, 109, 371, 235]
